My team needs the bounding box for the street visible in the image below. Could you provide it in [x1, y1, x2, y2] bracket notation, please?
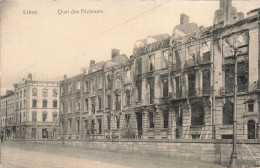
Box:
[0, 141, 225, 168]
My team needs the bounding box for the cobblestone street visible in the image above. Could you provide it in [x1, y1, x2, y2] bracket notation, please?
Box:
[1, 141, 225, 168]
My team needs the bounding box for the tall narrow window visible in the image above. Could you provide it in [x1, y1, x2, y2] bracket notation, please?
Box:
[149, 80, 154, 104]
[237, 63, 248, 92]
[76, 81, 81, 91]
[125, 114, 130, 128]
[136, 81, 142, 101]
[202, 70, 210, 95]
[43, 100, 47, 108]
[107, 115, 111, 130]
[85, 80, 89, 92]
[225, 64, 234, 94]
[163, 50, 168, 68]
[125, 90, 131, 106]
[163, 111, 169, 128]
[32, 112, 37, 122]
[77, 100, 80, 112]
[52, 113, 57, 122]
[162, 78, 168, 98]
[149, 112, 154, 128]
[85, 98, 89, 112]
[98, 119, 102, 134]
[137, 59, 142, 75]
[98, 95, 102, 110]
[115, 95, 121, 111]
[107, 95, 111, 109]
[32, 100, 37, 108]
[175, 76, 182, 98]
[116, 115, 120, 129]
[188, 73, 196, 97]
[42, 113, 47, 122]
[149, 55, 155, 72]
[53, 100, 57, 108]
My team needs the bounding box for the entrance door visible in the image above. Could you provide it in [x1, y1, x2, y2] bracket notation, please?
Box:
[136, 113, 142, 139]
[42, 129, 48, 139]
[32, 128, 36, 139]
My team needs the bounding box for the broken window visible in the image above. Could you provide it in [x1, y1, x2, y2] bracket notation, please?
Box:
[188, 73, 196, 97]
[98, 95, 102, 110]
[77, 81, 81, 91]
[222, 100, 233, 125]
[202, 70, 210, 95]
[107, 75, 112, 90]
[162, 50, 169, 68]
[125, 90, 131, 106]
[162, 77, 168, 98]
[91, 78, 96, 94]
[136, 81, 142, 101]
[149, 54, 155, 71]
[191, 100, 205, 126]
[107, 95, 111, 109]
[68, 83, 72, 93]
[85, 98, 88, 112]
[107, 115, 111, 130]
[125, 68, 131, 83]
[163, 111, 169, 128]
[98, 119, 102, 134]
[175, 76, 182, 98]
[225, 64, 234, 94]
[85, 80, 89, 92]
[188, 45, 196, 60]
[125, 114, 130, 128]
[237, 63, 248, 92]
[137, 59, 142, 75]
[149, 80, 154, 104]
[98, 77, 103, 89]
[115, 94, 121, 111]
[149, 112, 154, 128]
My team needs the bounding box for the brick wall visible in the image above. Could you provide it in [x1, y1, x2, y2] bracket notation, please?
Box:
[20, 139, 260, 167]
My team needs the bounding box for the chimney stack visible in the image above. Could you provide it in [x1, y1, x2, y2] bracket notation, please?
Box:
[111, 49, 120, 59]
[180, 13, 189, 25]
[6, 90, 14, 96]
[28, 73, 32, 80]
[64, 74, 67, 79]
[90, 60, 95, 67]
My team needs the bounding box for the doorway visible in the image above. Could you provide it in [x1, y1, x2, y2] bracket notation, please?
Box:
[136, 112, 142, 138]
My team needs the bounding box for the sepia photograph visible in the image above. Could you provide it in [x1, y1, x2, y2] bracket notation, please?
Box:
[1, 0, 260, 167]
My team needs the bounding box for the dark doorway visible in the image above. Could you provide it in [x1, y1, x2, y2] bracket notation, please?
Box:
[136, 112, 142, 139]
[248, 120, 256, 139]
[42, 129, 48, 139]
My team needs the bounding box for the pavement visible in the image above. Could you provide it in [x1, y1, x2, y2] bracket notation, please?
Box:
[0, 141, 226, 168]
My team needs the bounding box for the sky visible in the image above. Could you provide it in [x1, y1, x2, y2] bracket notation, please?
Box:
[1, 0, 259, 94]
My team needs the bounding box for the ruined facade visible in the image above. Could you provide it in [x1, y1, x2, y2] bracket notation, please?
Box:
[58, 0, 260, 140]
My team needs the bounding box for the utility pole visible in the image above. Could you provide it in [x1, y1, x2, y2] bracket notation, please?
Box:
[229, 47, 237, 168]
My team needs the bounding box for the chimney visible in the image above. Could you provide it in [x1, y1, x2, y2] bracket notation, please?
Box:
[64, 74, 67, 79]
[111, 49, 120, 59]
[90, 60, 95, 67]
[180, 13, 189, 25]
[28, 73, 32, 80]
[6, 90, 14, 96]
[238, 12, 244, 21]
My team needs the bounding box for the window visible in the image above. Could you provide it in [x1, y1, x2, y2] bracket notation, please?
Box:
[61, 102, 64, 112]
[98, 119, 102, 134]
[85, 98, 89, 111]
[149, 112, 154, 128]
[77, 100, 80, 112]
[69, 99, 72, 113]
[98, 95, 102, 110]
[53, 100, 57, 108]
[107, 95, 111, 109]
[191, 100, 205, 126]
[43, 100, 48, 108]
[85, 80, 89, 91]
[20, 91, 22, 98]
[32, 100, 37, 108]
[188, 45, 196, 60]
[126, 68, 131, 83]
[91, 78, 95, 94]
[237, 63, 248, 92]
[107, 75, 112, 90]
[76, 81, 81, 91]
[53, 89, 58, 97]
[32, 112, 37, 122]
[188, 73, 196, 97]
[137, 59, 142, 75]
[163, 50, 168, 68]
[116, 115, 120, 129]
[115, 95, 121, 111]
[77, 119, 80, 133]
[149, 55, 155, 71]
[92, 102, 95, 114]
[125, 90, 131, 106]
[42, 113, 47, 122]
[248, 120, 256, 139]
[175, 76, 182, 98]
[69, 118, 72, 129]
[162, 78, 168, 98]
[107, 115, 111, 130]
[42, 89, 48, 97]
[52, 113, 57, 122]
[225, 64, 234, 94]
[202, 70, 210, 95]
[149, 80, 154, 104]
[125, 114, 130, 128]
[60, 85, 64, 96]
[136, 81, 142, 101]
[248, 103, 254, 112]
[223, 100, 233, 125]
[163, 111, 168, 128]
[98, 77, 103, 89]
[69, 83, 72, 93]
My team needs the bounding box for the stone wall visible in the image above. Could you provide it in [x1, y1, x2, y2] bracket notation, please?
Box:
[18, 139, 260, 167]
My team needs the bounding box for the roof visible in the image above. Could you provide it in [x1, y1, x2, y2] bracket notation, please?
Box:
[135, 33, 170, 46]
[104, 55, 129, 69]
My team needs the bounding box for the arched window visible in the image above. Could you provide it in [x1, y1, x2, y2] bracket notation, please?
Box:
[222, 100, 233, 125]
[248, 120, 256, 139]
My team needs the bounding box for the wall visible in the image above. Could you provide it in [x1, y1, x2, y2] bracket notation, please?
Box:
[19, 139, 260, 167]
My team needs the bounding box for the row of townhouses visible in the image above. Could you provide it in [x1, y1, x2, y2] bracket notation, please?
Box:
[1, 0, 260, 140]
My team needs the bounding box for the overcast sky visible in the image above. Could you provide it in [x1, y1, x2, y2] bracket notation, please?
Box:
[1, 0, 259, 94]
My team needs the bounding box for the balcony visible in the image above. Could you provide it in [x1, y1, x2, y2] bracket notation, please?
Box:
[199, 52, 211, 64]
[184, 59, 197, 68]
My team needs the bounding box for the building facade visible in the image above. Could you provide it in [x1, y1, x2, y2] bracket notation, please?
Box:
[13, 74, 59, 139]
[0, 90, 15, 139]
[58, 0, 260, 140]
